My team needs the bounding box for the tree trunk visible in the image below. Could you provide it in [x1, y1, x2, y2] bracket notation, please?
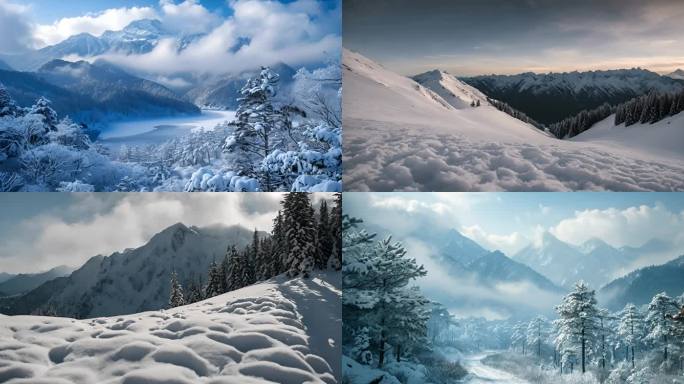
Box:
[625, 346, 629, 362]
[631, 345, 635, 368]
[396, 344, 401, 362]
[378, 328, 386, 367]
[581, 328, 586, 373]
[664, 334, 668, 361]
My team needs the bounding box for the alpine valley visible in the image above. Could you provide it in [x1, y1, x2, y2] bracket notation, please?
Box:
[0, 1, 342, 192]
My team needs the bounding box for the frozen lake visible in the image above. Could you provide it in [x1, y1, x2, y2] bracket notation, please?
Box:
[99, 110, 235, 149]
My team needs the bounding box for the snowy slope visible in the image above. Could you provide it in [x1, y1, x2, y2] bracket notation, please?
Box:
[0, 271, 341, 384]
[412, 70, 489, 109]
[571, 112, 684, 161]
[343, 49, 684, 191]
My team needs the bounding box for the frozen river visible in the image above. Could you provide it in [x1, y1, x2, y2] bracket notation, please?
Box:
[99, 110, 235, 149]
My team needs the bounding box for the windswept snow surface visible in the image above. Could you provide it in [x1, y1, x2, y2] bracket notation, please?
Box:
[342, 49, 684, 191]
[0, 271, 340, 384]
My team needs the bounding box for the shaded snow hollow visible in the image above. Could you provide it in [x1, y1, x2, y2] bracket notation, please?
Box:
[342, 49, 684, 191]
[0, 271, 341, 384]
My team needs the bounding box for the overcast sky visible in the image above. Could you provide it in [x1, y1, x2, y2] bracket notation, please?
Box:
[0, 0, 341, 75]
[344, 193, 684, 319]
[0, 193, 294, 274]
[343, 0, 684, 76]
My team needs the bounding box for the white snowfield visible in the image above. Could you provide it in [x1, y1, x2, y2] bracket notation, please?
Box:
[343, 49, 684, 191]
[0, 271, 341, 384]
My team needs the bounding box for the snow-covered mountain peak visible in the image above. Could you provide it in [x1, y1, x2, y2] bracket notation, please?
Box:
[577, 237, 615, 254]
[666, 68, 684, 80]
[412, 69, 489, 109]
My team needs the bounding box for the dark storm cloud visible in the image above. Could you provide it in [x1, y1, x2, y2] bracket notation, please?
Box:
[343, 0, 684, 75]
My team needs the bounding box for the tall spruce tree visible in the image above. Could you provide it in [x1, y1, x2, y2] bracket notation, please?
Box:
[281, 193, 316, 277]
[329, 192, 342, 270]
[618, 303, 645, 369]
[225, 246, 242, 291]
[645, 292, 679, 362]
[316, 200, 333, 269]
[169, 271, 185, 308]
[554, 281, 600, 374]
[205, 260, 224, 298]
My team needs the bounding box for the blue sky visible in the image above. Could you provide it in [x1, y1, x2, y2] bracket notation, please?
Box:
[26, 0, 339, 23]
[344, 192, 684, 255]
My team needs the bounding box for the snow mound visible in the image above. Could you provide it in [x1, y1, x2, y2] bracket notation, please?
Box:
[0, 271, 340, 384]
[344, 119, 684, 191]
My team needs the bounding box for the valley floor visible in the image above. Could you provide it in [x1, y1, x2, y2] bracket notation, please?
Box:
[343, 119, 684, 191]
[0, 271, 340, 384]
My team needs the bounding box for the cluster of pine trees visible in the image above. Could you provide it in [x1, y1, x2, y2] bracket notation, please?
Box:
[169, 192, 342, 308]
[486, 97, 545, 130]
[343, 216, 432, 367]
[508, 282, 684, 377]
[615, 89, 684, 127]
[549, 103, 615, 139]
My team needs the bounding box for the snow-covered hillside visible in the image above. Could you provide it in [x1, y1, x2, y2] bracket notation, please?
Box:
[0, 271, 341, 384]
[343, 49, 684, 191]
[412, 70, 489, 109]
[571, 112, 684, 161]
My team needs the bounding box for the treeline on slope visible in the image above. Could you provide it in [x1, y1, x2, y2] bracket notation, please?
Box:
[549, 89, 684, 139]
[169, 192, 342, 307]
[342, 216, 468, 384]
[487, 97, 546, 130]
[506, 282, 684, 382]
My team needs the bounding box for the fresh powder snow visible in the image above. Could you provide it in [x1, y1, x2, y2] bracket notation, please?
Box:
[0, 270, 341, 384]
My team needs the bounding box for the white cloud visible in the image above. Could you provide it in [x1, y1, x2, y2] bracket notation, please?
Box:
[0, 0, 35, 53]
[0, 193, 291, 274]
[99, 0, 341, 75]
[159, 0, 221, 34]
[550, 203, 684, 248]
[34, 6, 158, 47]
[460, 224, 528, 255]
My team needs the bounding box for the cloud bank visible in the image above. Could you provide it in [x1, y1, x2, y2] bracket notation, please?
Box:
[0, 193, 287, 274]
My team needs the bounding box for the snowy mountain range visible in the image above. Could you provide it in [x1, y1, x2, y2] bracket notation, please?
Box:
[598, 255, 684, 310]
[0, 265, 73, 297]
[462, 69, 684, 125]
[412, 70, 489, 109]
[0, 19, 183, 71]
[0, 60, 200, 125]
[667, 69, 684, 80]
[0, 223, 259, 318]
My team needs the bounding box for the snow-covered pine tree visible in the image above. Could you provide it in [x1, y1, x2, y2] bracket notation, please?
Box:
[527, 316, 549, 359]
[204, 260, 224, 298]
[0, 83, 18, 117]
[512, 322, 527, 355]
[220, 252, 230, 293]
[344, 233, 429, 367]
[554, 281, 600, 374]
[316, 199, 333, 269]
[250, 229, 260, 281]
[238, 246, 255, 287]
[281, 193, 316, 278]
[645, 293, 679, 362]
[29, 97, 59, 132]
[224, 67, 303, 191]
[169, 271, 185, 308]
[270, 211, 287, 276]
[225, 246, 242, 292]
[328, 193, 342, 270]
[618, 303, 645, 369]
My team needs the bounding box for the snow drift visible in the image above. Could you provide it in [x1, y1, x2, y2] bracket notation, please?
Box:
[0, 271, 341, 384]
